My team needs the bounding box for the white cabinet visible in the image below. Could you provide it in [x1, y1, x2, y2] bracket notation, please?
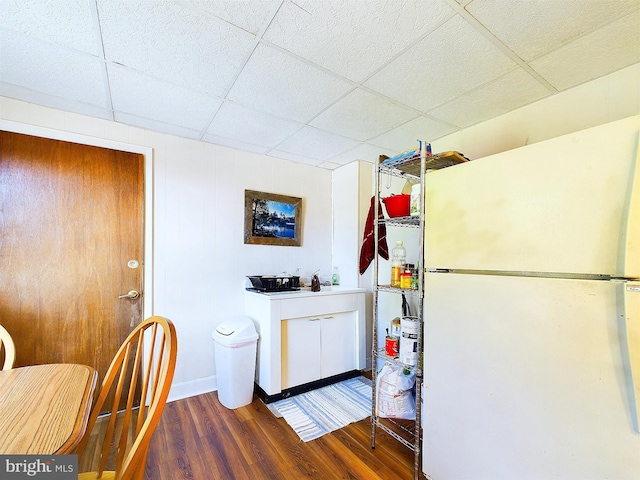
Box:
[282, 315, 321, 388]
[245, 287, 366, 401]
[281, 311, 357, 389]
[320, 312, 357, 378]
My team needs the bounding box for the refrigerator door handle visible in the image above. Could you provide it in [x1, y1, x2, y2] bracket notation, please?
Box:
[624, 281, 640, 432]
[622, 138, 640, 278]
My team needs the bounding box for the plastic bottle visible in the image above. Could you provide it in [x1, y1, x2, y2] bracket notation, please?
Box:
[391, 240, 406, 288]
[332, 266, 340, 285]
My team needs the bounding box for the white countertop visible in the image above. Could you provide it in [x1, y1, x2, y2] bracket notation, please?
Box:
[245, 285, 365, 299]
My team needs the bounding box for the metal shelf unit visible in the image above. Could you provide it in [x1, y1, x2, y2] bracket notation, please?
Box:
[370, 146, 467, 480]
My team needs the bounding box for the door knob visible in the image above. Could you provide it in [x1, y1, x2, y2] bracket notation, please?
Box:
[118, 290, 140, 299]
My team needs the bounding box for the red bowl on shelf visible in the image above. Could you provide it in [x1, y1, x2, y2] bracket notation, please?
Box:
[382, 194, 410, 218]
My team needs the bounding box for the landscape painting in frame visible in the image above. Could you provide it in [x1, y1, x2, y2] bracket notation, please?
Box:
[244, 190, 302, 246]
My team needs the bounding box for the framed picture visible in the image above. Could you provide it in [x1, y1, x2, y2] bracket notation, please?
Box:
[244, 190, 302, 246]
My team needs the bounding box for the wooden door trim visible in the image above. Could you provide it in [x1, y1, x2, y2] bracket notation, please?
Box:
[0, 119, 154, 319]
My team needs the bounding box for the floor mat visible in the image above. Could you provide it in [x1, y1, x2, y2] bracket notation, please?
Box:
[272, 376, 372, 442]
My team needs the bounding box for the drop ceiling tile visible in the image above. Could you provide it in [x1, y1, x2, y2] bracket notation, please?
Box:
[530, 10, 640, 91]
[429, 68, 551, 128]
[0, 0, 100, 55]
[0, 82, 111, 120]
[0, 29, 106, 107]
[108, 64, 222, 132]
[310, 88, 419, 141]
[329, 143, 398, 166]
[226, 43, 353, 123]
[206, 101, 303, 148]
[188, 0, 280, 35]
[275, 126, 360, 161]
[97, 0, 255, 97]
[369, 116, 458, 153]
[466, 0, 639, 61]
[201, 133, 270, 154]
[364, 15, 517, 112]
[267, 149, 324, 167]
[114, 111, 201, 140]
[263, 0, 455, 82]
[315, 160, 342, 170]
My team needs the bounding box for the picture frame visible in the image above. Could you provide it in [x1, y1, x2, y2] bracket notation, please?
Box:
[244, 190, 302, 246]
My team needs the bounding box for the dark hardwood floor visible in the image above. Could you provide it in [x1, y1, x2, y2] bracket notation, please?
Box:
[142, 390, 418, 479]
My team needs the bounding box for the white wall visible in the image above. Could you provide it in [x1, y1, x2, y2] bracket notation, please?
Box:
[0, 96, 333, 400]
[332, 160, 376, 367]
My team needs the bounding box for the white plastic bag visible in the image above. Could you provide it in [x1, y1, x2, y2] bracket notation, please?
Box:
[376, 363, 416, 420]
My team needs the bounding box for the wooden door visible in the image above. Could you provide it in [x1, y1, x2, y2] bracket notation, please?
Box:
[0, 131, 144, 391]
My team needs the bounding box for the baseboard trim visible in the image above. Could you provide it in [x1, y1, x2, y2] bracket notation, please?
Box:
[256, 370, 362, 404]
[167, 370, 367, 405]
[167, 375, 216, 403]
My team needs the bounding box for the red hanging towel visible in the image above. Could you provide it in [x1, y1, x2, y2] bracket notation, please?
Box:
[359, 196, 389, 274]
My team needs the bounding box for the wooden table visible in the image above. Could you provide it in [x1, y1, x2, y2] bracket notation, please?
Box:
[0, 363, 97, 454]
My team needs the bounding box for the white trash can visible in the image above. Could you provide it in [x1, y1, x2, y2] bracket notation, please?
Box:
[212, 316, 259, 409]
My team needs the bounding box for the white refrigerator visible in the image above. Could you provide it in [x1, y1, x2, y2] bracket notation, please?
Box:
[422, 116, 640, 480]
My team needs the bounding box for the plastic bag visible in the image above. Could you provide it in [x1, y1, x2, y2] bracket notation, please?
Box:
[376, 363, 416, 420]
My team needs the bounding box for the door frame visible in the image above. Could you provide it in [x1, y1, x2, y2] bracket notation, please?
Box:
[0, 119, 154, 319]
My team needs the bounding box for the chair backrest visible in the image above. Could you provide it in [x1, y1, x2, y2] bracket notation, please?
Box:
[0, 324, 16, 370]
[77, 316, 177, 480]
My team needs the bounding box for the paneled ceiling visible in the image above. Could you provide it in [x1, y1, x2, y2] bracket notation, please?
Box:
[1, 0, 639, 168]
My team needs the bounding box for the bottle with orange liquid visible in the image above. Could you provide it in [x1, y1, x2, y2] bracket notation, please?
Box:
[391, 240, 406, 288]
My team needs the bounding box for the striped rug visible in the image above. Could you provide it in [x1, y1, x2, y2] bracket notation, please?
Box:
[272, 376, 372, 442]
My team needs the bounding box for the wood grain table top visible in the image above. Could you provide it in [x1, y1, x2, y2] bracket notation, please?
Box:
[0, 363, 97, 454]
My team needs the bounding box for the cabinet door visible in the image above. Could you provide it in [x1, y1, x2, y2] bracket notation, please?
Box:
[281, 317, 321, 389]
[321, 312, 357, 378]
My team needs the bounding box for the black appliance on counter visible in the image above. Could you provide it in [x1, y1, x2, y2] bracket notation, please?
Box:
[246, 275, 300, 292]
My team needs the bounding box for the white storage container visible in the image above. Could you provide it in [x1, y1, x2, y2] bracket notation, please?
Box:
[399, 316, 419, 366]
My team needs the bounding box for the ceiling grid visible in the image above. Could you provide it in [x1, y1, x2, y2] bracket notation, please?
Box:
[0, 0, 638, 168]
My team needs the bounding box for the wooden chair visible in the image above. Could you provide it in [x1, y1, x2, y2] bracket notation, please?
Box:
[77, 316, 177, 480]
[0, 324, 16, 370]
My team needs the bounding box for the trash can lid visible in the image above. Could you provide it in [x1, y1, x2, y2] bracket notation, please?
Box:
[213, 316, 258, 346]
